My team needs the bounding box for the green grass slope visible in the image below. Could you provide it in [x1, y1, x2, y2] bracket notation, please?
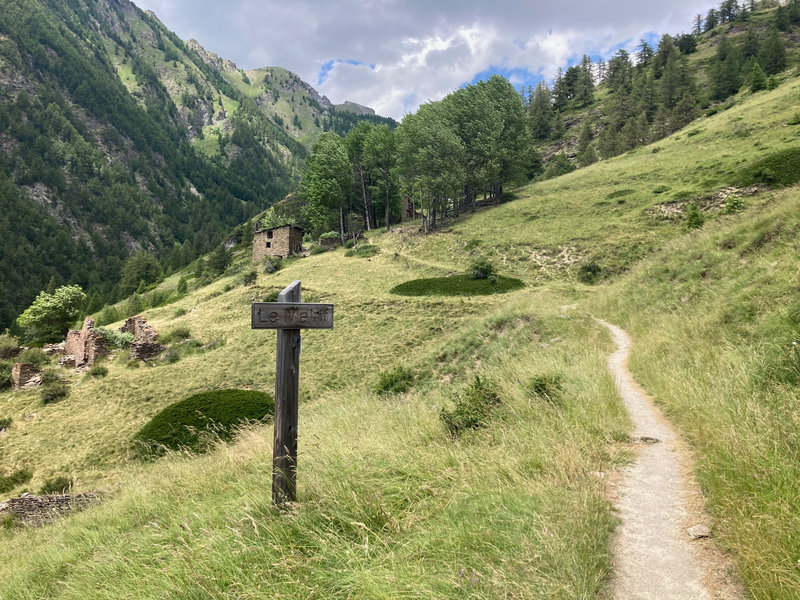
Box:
[1, 67, 800, 598]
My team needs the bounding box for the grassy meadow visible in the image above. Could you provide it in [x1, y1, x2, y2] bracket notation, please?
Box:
[1, 64, 800, 598]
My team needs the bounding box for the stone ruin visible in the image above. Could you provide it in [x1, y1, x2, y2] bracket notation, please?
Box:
[64, 317, 108, 368]
[121, 316, 164, 361]
[0, 492, 100, 526]
[11, 363, 40, 389]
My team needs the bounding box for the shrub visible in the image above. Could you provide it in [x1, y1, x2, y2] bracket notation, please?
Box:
[160, 348, 181, 364]
[652, 185, 670, 194]
[375, 366, 415, 395]
[723, 195, 745, 214]
[788, 112, 800, 126]
[685, 202, 705, 230]
[0, 332, 18, 355]
[177, 277, 188, 294]
[0, 467, 33, 494]
[440, 376, 501, 436]
[606, 189, 635, 200]
[41, 382, 70, 404]
[391, 275, 524, 297]
[738, 148, 800, 187]
[88, 365, 108, 378]
[96, 327, 136, 349]
[95, 305, 121, 327]
[0, 417, 11, 430]
[344, 238, 356, 249]
[133, 389, 274, 455]
[577, 262, 603, 285]
[39, 370, 61, 385]
[467, 259, 496, 280]
[309, 245, 328, 255]
[39, 476, 72, 495]
[160, 326, 191, 344]
[345, 244, 380, 258]
[0, 361, 13, 390]
[18, 348, 49, 368]
[319, 231, 339, 241]
[526, 374, 564, 405]
[263, 256, 283, 274]
[242, 270, 258, 286]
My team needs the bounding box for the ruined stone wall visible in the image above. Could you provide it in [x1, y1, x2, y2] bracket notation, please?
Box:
[64, 317, 107, 367]
[11, 363, 40, 388]
[121, 316, 158, 343]
[0, 492, 100, 525]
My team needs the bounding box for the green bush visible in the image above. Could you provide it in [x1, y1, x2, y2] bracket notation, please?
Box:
[577, 262, 603, 285]
[390, 275, 524, 297]
[738, 148, 800, 187]
[440, 376, 501, 437]
[18, 348, 49, 368]
[467, 259, 496, 280]
[41, 382, 69, 405]
[0, 332, 18, 355]
[40, 370, 61, 385]
[319, 231, 339, 241]
[96, 327, 136, 349]
[160, 327, 191, 345]
[39, 476, 72, 495]
[309, 245, 328, 255]
[345, 244, 380, 258]
[0, 361, 13, 390]
[0, 417, 11, 430]
[606, 189, 635, 200]
[723, 195, 745, 214]
[95, 305, 121, 327]
[685, 202, 705, 230]
[242, 270, 258, 286]
[526, 374, 564, 405]
[88, 365, 108, 378]
[0, 467, 33, 494]
[375, 366, 415, 395]
[344, 238, 356, 249]
[652, 185, 670, 194]
[133, 389, 274, 455]
[263, 256, 283, 274]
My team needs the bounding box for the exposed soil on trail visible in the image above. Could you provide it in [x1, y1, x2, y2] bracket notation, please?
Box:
[599, 320, 744, 600]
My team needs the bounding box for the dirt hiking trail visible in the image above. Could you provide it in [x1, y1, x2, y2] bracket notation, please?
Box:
[599, 320, 744, 600]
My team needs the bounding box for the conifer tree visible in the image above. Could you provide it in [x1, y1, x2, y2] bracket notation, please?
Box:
[758, 28, 787, 75]
[528, 81, 554, 140]
[576, 55, 595, 107]
[749, 62, 767, 91]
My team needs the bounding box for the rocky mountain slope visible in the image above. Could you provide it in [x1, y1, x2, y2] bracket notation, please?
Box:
[0, 0, 392, 330]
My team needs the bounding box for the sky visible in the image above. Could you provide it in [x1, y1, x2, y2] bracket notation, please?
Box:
[132, 0, 717, 120]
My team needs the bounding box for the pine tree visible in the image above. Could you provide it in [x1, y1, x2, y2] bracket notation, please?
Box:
[528, 81, 554, 140]
[637, 40, 655, 67]
[576, 55, 595, 107]
[693, 14, 703, 35]
[704, 8, 720, 31]
[750, 62, 767, 91]
[577, 122, 598, 166]
[758, 28, 787, 75]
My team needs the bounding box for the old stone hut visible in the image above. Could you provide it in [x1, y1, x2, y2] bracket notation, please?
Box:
[252, 225, 304, 263]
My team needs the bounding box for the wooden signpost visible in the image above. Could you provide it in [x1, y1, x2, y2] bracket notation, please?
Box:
[251, 280, 334, 505]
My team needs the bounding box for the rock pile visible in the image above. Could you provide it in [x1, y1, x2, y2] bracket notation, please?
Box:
[0, 492, 100, 526]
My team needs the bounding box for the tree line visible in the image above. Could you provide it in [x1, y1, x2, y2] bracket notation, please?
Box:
[300, 75, 530, 237]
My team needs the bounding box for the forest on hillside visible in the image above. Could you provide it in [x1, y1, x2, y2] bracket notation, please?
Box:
[292, 0, 798, 242]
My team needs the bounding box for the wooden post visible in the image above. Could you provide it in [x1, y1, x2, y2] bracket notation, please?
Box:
[251, 281, 333, 507]
[273, 280, 301, 505]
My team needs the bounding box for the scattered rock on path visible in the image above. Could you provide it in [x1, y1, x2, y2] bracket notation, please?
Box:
[687, 525, 712, 540]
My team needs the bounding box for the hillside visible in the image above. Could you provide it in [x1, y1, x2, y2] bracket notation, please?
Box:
[0, 0, 394, 330]
[1, 35, 800, 596]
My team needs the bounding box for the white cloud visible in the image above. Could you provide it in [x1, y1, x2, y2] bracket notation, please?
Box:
[132, 0, 717, 119]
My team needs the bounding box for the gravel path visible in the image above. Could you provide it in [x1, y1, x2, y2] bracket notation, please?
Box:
[599, 320, 743, 600]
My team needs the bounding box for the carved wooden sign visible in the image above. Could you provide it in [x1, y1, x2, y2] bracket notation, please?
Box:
[251, 302, 334, 330]
[251, 280, 334, 506]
